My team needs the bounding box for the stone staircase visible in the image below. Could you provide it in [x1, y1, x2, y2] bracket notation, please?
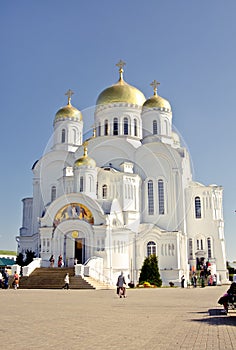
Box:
[19, 267, 95, 290]
[84, 276, 116, 290]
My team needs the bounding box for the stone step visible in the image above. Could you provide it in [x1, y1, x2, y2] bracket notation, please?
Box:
[18, 267, 95, 290]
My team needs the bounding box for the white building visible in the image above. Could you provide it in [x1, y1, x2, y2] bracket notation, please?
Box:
[17, 61, 228, 286]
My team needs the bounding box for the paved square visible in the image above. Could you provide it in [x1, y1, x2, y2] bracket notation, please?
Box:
[1, 285, 236, 349]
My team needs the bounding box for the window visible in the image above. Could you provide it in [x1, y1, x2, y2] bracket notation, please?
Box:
[147, 241, 156, 256]
[189, 238, 193, 258]
[102, 184, 108, 199]
[124, 117, 128, 135]
[207, 237, 212, 258]
[134, 119, 137, 136]
[61, 129, 66, 143]
[153, 120, 158, 134]
[195, 196, 201, 218]
[104, 120, 108, 135]
[80, 177, 84, 192]
[73, 129, 76, 144]
[158, 179, 165, 214]
[113, 118, 118, 135]
[51, 186, 56, 202]
[148, 180, 154, 215]
[98, 123, 101, 137]
[197, 238, 203, 250]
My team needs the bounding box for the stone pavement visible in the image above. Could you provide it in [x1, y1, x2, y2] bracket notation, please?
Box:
[1, 285, 236, 350]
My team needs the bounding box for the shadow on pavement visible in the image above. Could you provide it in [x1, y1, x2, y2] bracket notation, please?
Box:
[190, 309, 236, 326]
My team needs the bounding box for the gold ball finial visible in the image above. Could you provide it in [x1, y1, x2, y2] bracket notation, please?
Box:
[65, 89, 74, 105]
[150, 80, 160, 96]
[116, 59, 126, 81]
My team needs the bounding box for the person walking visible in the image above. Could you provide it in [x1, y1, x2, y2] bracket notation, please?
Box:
[116, 272, 126, 298]
[181, 275, 185, 288]
[62, 273, 70, 290]
[3, 269, 9, 289]
[12, 271, 20, 289]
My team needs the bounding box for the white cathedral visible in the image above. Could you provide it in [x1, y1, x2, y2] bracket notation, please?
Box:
[17, 61, 228, 286]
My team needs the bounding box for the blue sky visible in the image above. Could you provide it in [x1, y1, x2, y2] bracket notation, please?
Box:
[1, 0, 236, 260]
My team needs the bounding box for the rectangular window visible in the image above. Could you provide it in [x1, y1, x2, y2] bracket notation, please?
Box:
[207, 238, 212, 258]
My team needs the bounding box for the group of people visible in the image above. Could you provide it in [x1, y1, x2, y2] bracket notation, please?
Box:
[0, 269, 19, 289]
[49, 255, 64, 268]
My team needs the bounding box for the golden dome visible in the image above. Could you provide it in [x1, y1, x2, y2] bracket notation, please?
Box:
[143, 80, 171, 111]
[54, 89, 82, 124]
[74, 143, 96, 168]
[96, 60, 146, 106]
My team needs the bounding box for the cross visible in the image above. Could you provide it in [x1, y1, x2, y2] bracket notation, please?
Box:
[65, 89, 74, 104]
[150, 80, 160, 95]
[116, 59, 126, 80]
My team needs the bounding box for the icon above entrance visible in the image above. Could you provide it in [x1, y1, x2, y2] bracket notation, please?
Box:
[53, 203, 94, 229]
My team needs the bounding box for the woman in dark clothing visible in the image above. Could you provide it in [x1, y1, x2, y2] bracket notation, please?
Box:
[218, 282, 236, 313]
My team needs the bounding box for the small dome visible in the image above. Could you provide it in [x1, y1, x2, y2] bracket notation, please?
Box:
[143, 94, 171, 111]
[143, 80, 171, 111]
[74, 144, 96, 168]
[74, 156, 96, 168]
[96, 60, 145, 106]
[54, 89, 82, 124]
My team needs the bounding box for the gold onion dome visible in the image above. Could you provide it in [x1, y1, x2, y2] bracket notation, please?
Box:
[96, 60, 146, 106]
[74, 143, 96, 168]
[54, 89, 82, 124]
[143, 80, 171, 111]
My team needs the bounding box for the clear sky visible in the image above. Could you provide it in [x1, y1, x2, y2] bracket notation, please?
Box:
[1, 0, 236, 260]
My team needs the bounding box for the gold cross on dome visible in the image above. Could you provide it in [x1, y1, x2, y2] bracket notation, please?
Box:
[65, 89, 74, 105]
[116, 59, 126, 69]
[116, 60, 126, 80]
[150, 80, 160, 96]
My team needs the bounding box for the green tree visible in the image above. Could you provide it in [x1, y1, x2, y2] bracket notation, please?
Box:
[24, 250, 36, 265]
[139, 255, 162, 287]
[16, 252, 25, 267]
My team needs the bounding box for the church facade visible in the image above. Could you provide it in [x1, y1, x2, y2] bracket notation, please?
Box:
[17, 61, 228, 286]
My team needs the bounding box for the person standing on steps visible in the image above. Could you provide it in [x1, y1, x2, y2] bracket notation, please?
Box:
[49, 255, 55, 268]
[62, 273, 70, 290]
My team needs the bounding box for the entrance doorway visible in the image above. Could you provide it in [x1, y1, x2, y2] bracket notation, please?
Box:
[74, 238, 85, 264]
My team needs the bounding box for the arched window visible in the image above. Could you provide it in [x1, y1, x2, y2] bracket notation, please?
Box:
[89, 175, 93, 192]
[134, 119, 137, 136]
[153, 120, 158, 134]
[123, 117, 128, 135]
[61, 129, 66, 143]
[51, 186, 56, 202]
[158, 179, 165, 214]
[98, 123, 101, 137]
[113, 118, 118, 135]
[73, 129, 77, 144]
[164, 120, 168, 134]
[102, 184, 108, 199]
[197, 238, 203, 250]
[148, 180, 154, 215]
[207, 237, 212, 258]
[80, 176, 84, 192]
[147, 241, 156, 256]
[195, 196, 201, 218]
[104, 120, 108, 135]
